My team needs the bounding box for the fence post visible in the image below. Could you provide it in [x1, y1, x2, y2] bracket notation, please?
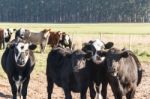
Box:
[100, 32, 102, 40]
[112, 33, 114, 42]
[129, 34, 132, 50]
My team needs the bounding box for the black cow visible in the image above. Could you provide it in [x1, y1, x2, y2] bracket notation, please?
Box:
[100, 48, 143, 99]
[46, 46, 93, 99]
[1, 38, 37, 99]
[82, 39, 114, 99]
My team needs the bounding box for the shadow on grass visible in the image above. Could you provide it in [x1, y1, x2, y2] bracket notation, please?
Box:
[0, 92, 12, 98]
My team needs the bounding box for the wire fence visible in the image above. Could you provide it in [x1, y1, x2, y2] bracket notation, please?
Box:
[72, 33, 150, 55]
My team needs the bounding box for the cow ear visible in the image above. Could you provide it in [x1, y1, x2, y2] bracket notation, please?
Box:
[29, 44, 37, 50]
[105, 42, 113, 49]
[120, 51, 129, 58]
[13, 29, 16, 31]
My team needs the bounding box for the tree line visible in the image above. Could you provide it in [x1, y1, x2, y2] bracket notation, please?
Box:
[0, 0, 150, 23]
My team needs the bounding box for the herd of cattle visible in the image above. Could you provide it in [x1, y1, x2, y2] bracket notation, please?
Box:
[0, 28, 144, 99]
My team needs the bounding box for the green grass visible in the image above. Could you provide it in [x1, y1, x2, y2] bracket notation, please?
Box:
[0, 23, 149, 76]
[0, 23, 150, 34]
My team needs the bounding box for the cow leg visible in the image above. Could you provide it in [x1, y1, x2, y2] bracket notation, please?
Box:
[89, 81, 96, 99]
[47, 76, 54, 99]
[114, 92, 122, 99]
[40, 40, 47, 53]
[62, 79, 72, 99]
[40, 44, 44, 53]
[62, 87, 72, 99]
[95, 83, 103, 99]
[126, 89, 135, 99]
[8, 77, 17, 99]
[101, 81, 108, 99]
[0, 43, 2, 49]
[22, 76, 30, 99]
[80, 82, 88, 99]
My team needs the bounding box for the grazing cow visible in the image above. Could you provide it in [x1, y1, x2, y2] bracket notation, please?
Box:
[46, 46, 93, 99]
[15, 28, 51, 53]
[0, 28, 16, 49]
[48, 31, 72, 49]
[1, 38, 37, 99]
[82, 39, 114, 99]
[99, 48, 143, 99]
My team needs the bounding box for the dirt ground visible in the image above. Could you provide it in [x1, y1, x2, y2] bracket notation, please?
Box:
[0, 62, 149, 99]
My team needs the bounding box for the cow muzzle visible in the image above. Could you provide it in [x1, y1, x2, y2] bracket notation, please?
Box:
[92, 53, 105, 64]
[15, 52, 29, 67]
[108, 67, 118, 77]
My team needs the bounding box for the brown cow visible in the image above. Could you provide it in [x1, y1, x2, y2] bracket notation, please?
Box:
[48, 31, 72, 49]
[48, 31, 61, 48]
[0, 28, 16, 49]
[99, 48, 143, 99]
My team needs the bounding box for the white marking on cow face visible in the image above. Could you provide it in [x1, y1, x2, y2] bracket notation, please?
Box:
[92, 39, 105, 51]
[3, 29, 9, 38]
[14, 42, 29, 67]
[19, 28, 26, 37]
[64, 34, 70, 45]
[8, 28, 14, 34]
[43, 30, 50, 38]
[92, 39, 105, 64]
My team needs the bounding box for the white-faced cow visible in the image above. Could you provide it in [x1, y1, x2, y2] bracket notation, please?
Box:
[82, 39, 114, 99]
[0, 28, 16, 49]
[46, 46, 93, 99]
[1, 38, 37, 99]
[59, 32, 72, 49]
[99, 48, 143, 99]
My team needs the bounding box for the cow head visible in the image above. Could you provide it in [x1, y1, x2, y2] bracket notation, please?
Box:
[60, 32, 70, 46]
[4, 28, 16, 42]
[6, 28, 16, 35]
[9, 39, 37, 67]
[15, 28, 30, 39]
[82, 39, 113, 64]
[100, 48, 129, 76]
[70, 50, 92, 71]
[41, 29, 51, 38]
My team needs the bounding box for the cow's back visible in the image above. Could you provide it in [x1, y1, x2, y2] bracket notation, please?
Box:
[127, 51, 143, 85]
[25, 32, 42, 44]
[120, 55, 138, 81]
[108, 54, 139, 95]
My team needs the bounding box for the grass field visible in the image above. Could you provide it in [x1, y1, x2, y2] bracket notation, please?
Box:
[0, 23, 150, 34]
[0, 23, 150, 77]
